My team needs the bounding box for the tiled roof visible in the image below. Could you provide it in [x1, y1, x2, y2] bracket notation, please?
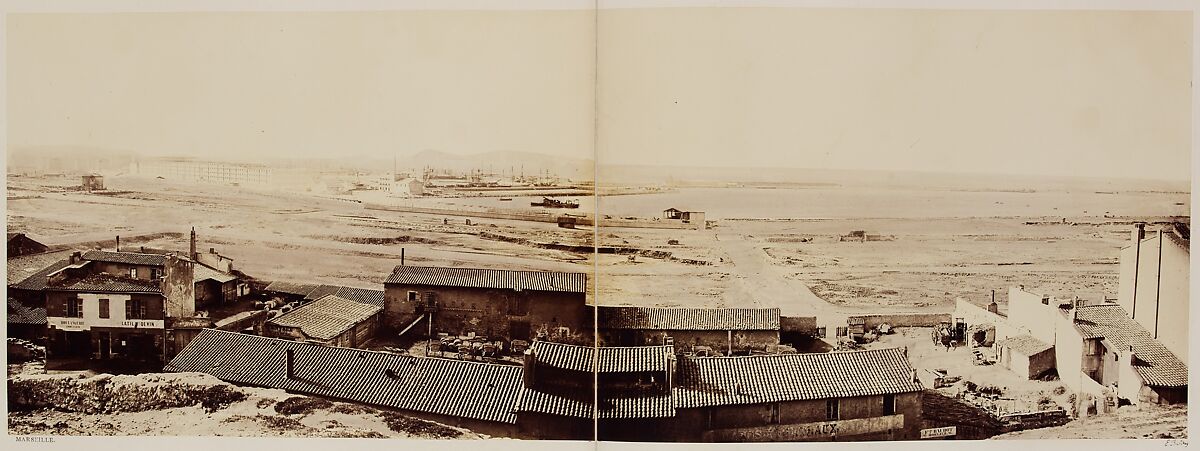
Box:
[1073, 304, 1188, 387]
[673, 348, 924, 409]
[331, 286, 386, 308]
[515, 388, 675, 419]
[598, 306, 780, 331]
[8, 252, 73, 290]
[529, 341, 672, 373]
[8, 298, 47, 325]
[263, 281, 320, 297]
[996, 335, 1053, 356]
[47, 274, 162, 294]
[82, 250, 168, 267]
[193, 263, 237, 284]
[386, 265, 587, 294]
[268, 295, 382, 341]
[262, 282, 385, 309]
[165, 329, 523, 424]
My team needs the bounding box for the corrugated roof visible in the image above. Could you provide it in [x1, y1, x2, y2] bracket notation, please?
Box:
[268, 295, 382, 341]
[165, 329, 523, 424]
[193, 263, 237, 284]
[996, 335, 1053, 356]
[1073, 304, 1188, 387]
[8, 298, 47, 325]
[263, 281, 320, 297]
[515, 388, 675, 419]
[530, 341, 672, 373]
[386, 265, 587, 294]
[598, 306, 780, 331]
[8, 252, 73, 290]
[673, 348, 924, 409]
[47, 274, 162, 294]
[81, 250, 167, 267]
[332, 286, 386, 308]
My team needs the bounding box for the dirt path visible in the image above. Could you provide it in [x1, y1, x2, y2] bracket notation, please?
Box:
[713, 230, 849, 330]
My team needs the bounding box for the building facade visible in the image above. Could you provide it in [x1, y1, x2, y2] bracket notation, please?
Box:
[597, 306, 781, 355]
[383, 265, 590, 345]
[1117, 223, 1189, 359]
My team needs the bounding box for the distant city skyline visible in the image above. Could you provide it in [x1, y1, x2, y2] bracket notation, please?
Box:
[7, 8, 1194, 181]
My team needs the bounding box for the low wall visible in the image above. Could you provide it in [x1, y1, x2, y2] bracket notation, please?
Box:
[848, 313, 951, 329]
[954, 299, 1023, 340]
[781, 316, 818, 335]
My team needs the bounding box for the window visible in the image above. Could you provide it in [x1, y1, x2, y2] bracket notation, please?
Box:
[129, 268, 138, 278]
[151, 268, 162, 279]
[883, 394, 896, 415]
[826, 399, 840, 421]
[98, 299, 110, 319]
[407, 291, 419, 302]
[126, 299, 146, 320]
[67, 297, 84, 318]
[770, 403, 780, 424]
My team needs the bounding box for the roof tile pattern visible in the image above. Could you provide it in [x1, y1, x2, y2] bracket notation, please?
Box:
[598, 306, 780, 331]
[516, 388, 675, 419]
[530, 341, 672, 373]
[9, 258, 72, 291]
[165, 329, 523, 424]
[8, 298, 47, 325]
[268, 295, 382, 341]
[995, 335, 1053, 356]
[81, 250, 167, 267]
[7, 250, 74, 288]
[193, 263, 237, 284]
[386, 266, 587, 294]
[1073, 305, 1188, 387]
[673, 348, 924, 409]
[49, 274, 162, 294]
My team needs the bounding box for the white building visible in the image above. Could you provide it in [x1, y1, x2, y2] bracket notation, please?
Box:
[388, 177, 425, 197]
[1117, 223, 1189, 359]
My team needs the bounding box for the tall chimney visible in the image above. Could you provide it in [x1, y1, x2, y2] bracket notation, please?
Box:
[115, 235, 120, 252]
[286, 349, 296, 379]
[401, 248, 405, 266]
[190, 227, 197, 260]
[522, 348, 535, 388]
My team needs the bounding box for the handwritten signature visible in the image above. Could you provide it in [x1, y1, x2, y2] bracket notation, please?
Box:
[1164, 439, 1188, 447]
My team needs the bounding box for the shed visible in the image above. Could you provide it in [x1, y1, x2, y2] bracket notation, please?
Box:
[81, 174, 105, 191]
[995, 335, 1055, 379]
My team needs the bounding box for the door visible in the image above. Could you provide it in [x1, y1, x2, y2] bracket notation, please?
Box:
[98, 332, 111, 359]
[509, 319, 531, 340]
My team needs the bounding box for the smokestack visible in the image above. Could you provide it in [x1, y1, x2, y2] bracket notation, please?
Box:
[115, 235, 120, 252]
[286, 349, 295, 379]
[190, 227, 197, 260]
[401, 248, 405, 266]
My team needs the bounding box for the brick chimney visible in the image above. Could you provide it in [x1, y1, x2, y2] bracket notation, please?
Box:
[522, 348, 536, 388]
[190, 227, 197, 261]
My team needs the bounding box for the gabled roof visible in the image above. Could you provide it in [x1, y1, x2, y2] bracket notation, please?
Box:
[1073, 304, 1187, 387]
[193, 263, 237, 284]
[515, 388, 675, 419]
[7, 250, 73, 289]
[673, 348, 924, 409]
[81, 250, 167, 267]
[386, 265, 587, 294]
[47, 273, 163, 294]
[529, 341, 673, 373]
[996, 335, 1053, 356]
[165, 329, 523, 424]
[267, 295, 382, 341]
[262, 282, 385, 308]
[598, 306, 780, 331]
[8, 298, 47, 325]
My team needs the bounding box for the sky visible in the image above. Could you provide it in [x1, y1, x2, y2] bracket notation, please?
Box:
[6, 8, 1194, 180]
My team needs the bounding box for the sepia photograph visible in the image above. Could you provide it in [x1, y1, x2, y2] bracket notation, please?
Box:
[3, 0, 1194, 447]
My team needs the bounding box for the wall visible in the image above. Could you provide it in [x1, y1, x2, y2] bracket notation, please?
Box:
[685, 392, 921, 442]
[1052, 310, 1086, 394]
[954, 299, 1020, 341]
[847, 313, 950, 330]
[1119, 232, 1189, 359]
[1006, 287, 1061, 344]
[46, 291, 166, 325]
[599, 329, 779, 355]
[94, 262, 157, 280]
[515, 412, 591, 440]
[384, 284, 588, 343]
[1116, 350, 1143, 403]
[1027, 347, 1056, 380]
[161, 255, 195, 318]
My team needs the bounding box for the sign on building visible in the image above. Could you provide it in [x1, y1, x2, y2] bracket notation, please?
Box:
[920, 426, 957, 439]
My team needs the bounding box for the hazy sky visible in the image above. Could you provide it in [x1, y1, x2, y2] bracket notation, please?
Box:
[6, 11, 596, 161]
[598, 8, 1193, 180]
[7, 8, 1194, 180]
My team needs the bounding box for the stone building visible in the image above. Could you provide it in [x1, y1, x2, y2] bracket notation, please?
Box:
[383, 265, 590, 345]
[597, 306, 781, 355]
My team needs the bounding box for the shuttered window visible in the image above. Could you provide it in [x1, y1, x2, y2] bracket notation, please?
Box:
[826, 399, 840, 421]
[126, 299, 146, 319]
[98, 299, 110, 319]
[67, 297, 84, 318]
